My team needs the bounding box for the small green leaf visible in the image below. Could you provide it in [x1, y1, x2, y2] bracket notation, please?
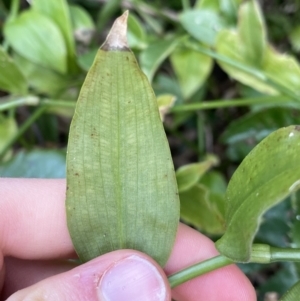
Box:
[180, 9, 226, 46]
[157, 94, 176, 121]
[170, 47, 213, 99]
[216, 126, 300, 262]
[66, 12, 180, 266]
[176, 155, 219, 193]
[140, 38, 180, 82]
[195, 0, 219, 11]
[31, 0, 76, 72]
[127, 13, 147, 49]
[238, 0, 266, 66]
[180, 184, 225, 234]
[0, 47, 27, 94]
[4, 10, 67, 73]
[220, 0, 242, 22]
[289, 25, 300, 52]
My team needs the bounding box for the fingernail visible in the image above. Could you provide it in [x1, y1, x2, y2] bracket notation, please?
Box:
[98, 255, 167, 301]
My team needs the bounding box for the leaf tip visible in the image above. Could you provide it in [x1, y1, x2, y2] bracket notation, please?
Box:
[101, 11, 129, 51]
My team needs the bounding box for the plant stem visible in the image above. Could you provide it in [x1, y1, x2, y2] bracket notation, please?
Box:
[168, 244, 300, 288]
[0, 96, 39, 111]
[8, 0, 20, 21]
[185, 42, 300, 102]
[168, 255, 233, 288]
[170, 95, 296, 112]
[0, 106, 47, 160]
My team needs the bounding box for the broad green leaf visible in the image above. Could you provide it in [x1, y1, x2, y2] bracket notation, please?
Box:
[180, 9, 226, 46]
[180, 184, 225, 234]
[69, 4, 95, 45]
[216, 126, 300, 262]
[0, 150, 66, 178]
[0, 46, 27, 94]
[4, 10, 67, 74]
[238, 0, 266, 66]
[66, 12, 180, 265]
[157, 94, 176, 121]
[140, 38, 180, 82]
[31, 0, 76, 72]
[221, 107, 300, 144]
[279, 279, 300, 301]
[170, 47, 212, 99]
[127, 13, 147, 49]
[13, 54, 72, 96]
[176, 155, 219, 193]
[216, 30, 276, 94]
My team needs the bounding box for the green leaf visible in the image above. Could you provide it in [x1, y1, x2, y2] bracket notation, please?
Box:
[180, 184, 225, 234]
[127, 13, 147, 50]
[220, 0, 242, 22]
[180, 9, 226, 46]
[176, 155, 219, 193]
[221, 107, 300, 144]
[69, 4, 95, 45]
[140, 38, 180, 82]
[289, 25, 300, 52]
[31, 0, 76, 72]
[0, 46, 27, 94]
[0, 149, 66, 178]
[0, 115, 18, 162]
[77, 48, 98, 71]
[194, 0, 219, 11]
[157, 94, 176, 121]
[216, 30, 276, 94]
[216, 126, 300, 262]
[238, 0, 266, 66]
[170, 47, 212, 99]
[4, 10, 67, 74]
[279, 280, 300, 301]
[66, 12, 180, 266]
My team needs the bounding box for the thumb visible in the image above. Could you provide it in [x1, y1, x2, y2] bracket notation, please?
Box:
[6, 250, 171, 301]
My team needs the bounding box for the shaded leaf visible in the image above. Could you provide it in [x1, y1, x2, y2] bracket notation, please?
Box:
[66, 12, 180, 266]
[221, 107, 300, 144]
[0, 150, 66, 178]
[238, 0, 266, 66]
[180, 184, 225, 234]
[0, 46, 27, 94]
[0, 115, 17, 162]
[4, 10, 67, 73]
[170, 47, 213, 99]
[180, 9, 226, 46]
[280, 280, 300, 301]
[216, 126, 300, 262]
[289, 25, 300, 52]
[140, 38, 180, 82]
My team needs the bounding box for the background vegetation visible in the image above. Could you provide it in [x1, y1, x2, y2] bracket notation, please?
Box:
[1, 0, 300, 299]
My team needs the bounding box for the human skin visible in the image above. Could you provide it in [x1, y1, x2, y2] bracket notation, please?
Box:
[0, 178, 256, 301]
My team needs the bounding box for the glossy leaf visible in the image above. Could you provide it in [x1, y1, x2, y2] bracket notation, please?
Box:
[180, 9, 226, 46]
[66, 12, 180, 265]
[0, 150, 66, 178]
[0, 46, 27, 94]
[4, 10, 67, 73]
[140, 38, 180, 82]
[170, 47, 212, 99]
[216, 126, 300, 262]
[180, 184, 225, 234]
[238, 0, 266, 66]
[176, 156, 219, 193]
[279, 280, 300, 301]
[221, 107, 300, 144]
[31, 0, 76, 71]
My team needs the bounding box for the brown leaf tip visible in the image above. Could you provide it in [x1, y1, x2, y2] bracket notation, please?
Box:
[101, 11, 129, 51]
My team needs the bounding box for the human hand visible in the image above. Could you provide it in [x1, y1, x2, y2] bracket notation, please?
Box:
[0, 178, 256, 301]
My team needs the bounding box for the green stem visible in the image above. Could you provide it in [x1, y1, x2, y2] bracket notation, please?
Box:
[0, 106, 46, 160]
[170, 95, 295, 113]
[168, 255, 233, 288]
[8, 0, 20, 21]
[168, 244, 300, 288]
[185, 42, 300, 102]
[0, 96, 39, 111]
[40, 99, 76, 108]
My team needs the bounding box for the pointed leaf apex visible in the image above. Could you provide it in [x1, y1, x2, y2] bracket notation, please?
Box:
[101, 11, 129, 51]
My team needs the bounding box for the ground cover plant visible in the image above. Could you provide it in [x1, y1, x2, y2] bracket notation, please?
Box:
[1, 0, 300, 299]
